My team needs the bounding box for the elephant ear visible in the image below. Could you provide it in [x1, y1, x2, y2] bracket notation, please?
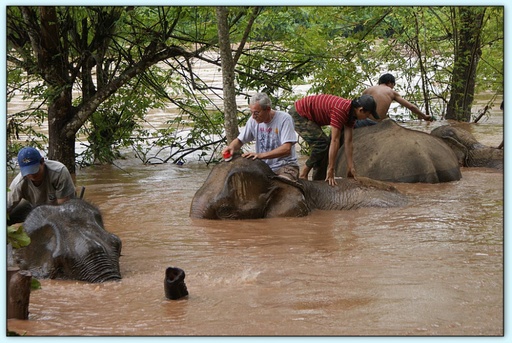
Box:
[264, 177, 310, 218]
[14, 223, 59, 279]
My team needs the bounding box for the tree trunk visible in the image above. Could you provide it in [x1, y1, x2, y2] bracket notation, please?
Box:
[24, 7, 78, 175]
[446, 7, 485, 121]
[216, 7, 239, 145]
[47, 89, 77, 176]
[413, 12, 431, 117]
[8, 267, 32, 320]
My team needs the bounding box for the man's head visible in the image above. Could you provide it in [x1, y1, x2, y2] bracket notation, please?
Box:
[378, 73, 396, 86]
[249, 92, 273, 123]
[18, 147, 43, 177]
[356, 94, 379, 120]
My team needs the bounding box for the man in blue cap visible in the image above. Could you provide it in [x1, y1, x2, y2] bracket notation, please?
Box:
[7, 147, 76, 224]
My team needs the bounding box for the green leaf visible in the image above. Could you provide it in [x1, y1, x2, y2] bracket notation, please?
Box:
[8, 225, 31, 249]
[31, 278, 41, 290]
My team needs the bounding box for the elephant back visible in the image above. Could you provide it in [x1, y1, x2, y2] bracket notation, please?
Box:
[336, 119, 461, 183]
[299, 177, 407, 210]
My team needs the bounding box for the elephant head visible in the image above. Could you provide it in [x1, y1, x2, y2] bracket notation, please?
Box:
[12, 199, 122, 283]
[430, 125, 503, 170]
[190, 157, 407, 219]
[190, 157, 309, 219]
[336, 119, 462, 183]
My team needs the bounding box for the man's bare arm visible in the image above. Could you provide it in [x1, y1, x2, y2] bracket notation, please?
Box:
[394, 93, 432, 121]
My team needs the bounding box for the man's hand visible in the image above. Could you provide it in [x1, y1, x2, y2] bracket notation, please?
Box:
[242, 152, 260, 160]
[347, 167, 357, 178]
[421, 114, 434, 121]
[325, 169, 337, 186]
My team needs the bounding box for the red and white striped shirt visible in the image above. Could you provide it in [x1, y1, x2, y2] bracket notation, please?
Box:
[294, 94, 355, 130]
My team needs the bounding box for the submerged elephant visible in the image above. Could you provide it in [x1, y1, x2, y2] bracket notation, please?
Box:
[335, 119, 462, 183]
[12, 199, 122, 283]
[430, 125, 503, 170]
[190, 157, 407, 219]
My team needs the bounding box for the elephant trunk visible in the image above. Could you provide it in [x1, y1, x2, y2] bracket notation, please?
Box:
[190, 196, 218, 219]
[467, 148, 504, 170]
[72, 255, 122, 283]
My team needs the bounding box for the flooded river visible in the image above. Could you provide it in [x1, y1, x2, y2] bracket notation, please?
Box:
[5, 110, 504, 337]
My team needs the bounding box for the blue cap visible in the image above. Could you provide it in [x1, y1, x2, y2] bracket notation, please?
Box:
[18, 147, 42, 177]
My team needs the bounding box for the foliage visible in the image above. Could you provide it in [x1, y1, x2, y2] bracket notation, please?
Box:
[7, 224, 31, 249]
[7, 330, 24, 336]
[7, 189, 30, 250]
[7, 217, 38, 290]
[6, 6, 504, 169]
[7, 223, 41, 293]
[6, 61, 49, 168]
[7, 6, 221, 172]
[31, 278, 42, 290]
[475, 7, 504, 94]
[77, 65, 168, 166]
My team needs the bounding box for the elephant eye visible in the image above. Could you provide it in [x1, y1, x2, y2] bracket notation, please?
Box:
[216, 204, 238, 220]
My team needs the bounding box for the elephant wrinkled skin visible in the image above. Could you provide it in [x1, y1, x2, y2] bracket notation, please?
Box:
[190, 157, 407, 219]
[336, 119, 462, 183]
[430, 124, 503, 170]
[12, 199, 122, 283]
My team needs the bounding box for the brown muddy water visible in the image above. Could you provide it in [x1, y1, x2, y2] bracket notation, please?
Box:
[5, 112, 504, 337]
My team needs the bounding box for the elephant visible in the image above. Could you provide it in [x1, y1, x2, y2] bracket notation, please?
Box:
[11, 199, 122, 283]
[430, 124, 503, 170]
[189, 157, 407, 219]
[335, 119, 462, 183]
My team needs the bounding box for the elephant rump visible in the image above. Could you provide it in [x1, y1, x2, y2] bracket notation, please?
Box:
[337, 119, 462, 183]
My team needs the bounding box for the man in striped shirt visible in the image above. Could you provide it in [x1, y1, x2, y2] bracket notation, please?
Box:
[288, 94, 379, 186]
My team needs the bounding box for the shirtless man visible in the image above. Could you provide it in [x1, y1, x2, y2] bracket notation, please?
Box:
[363, 73, 433, 121]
